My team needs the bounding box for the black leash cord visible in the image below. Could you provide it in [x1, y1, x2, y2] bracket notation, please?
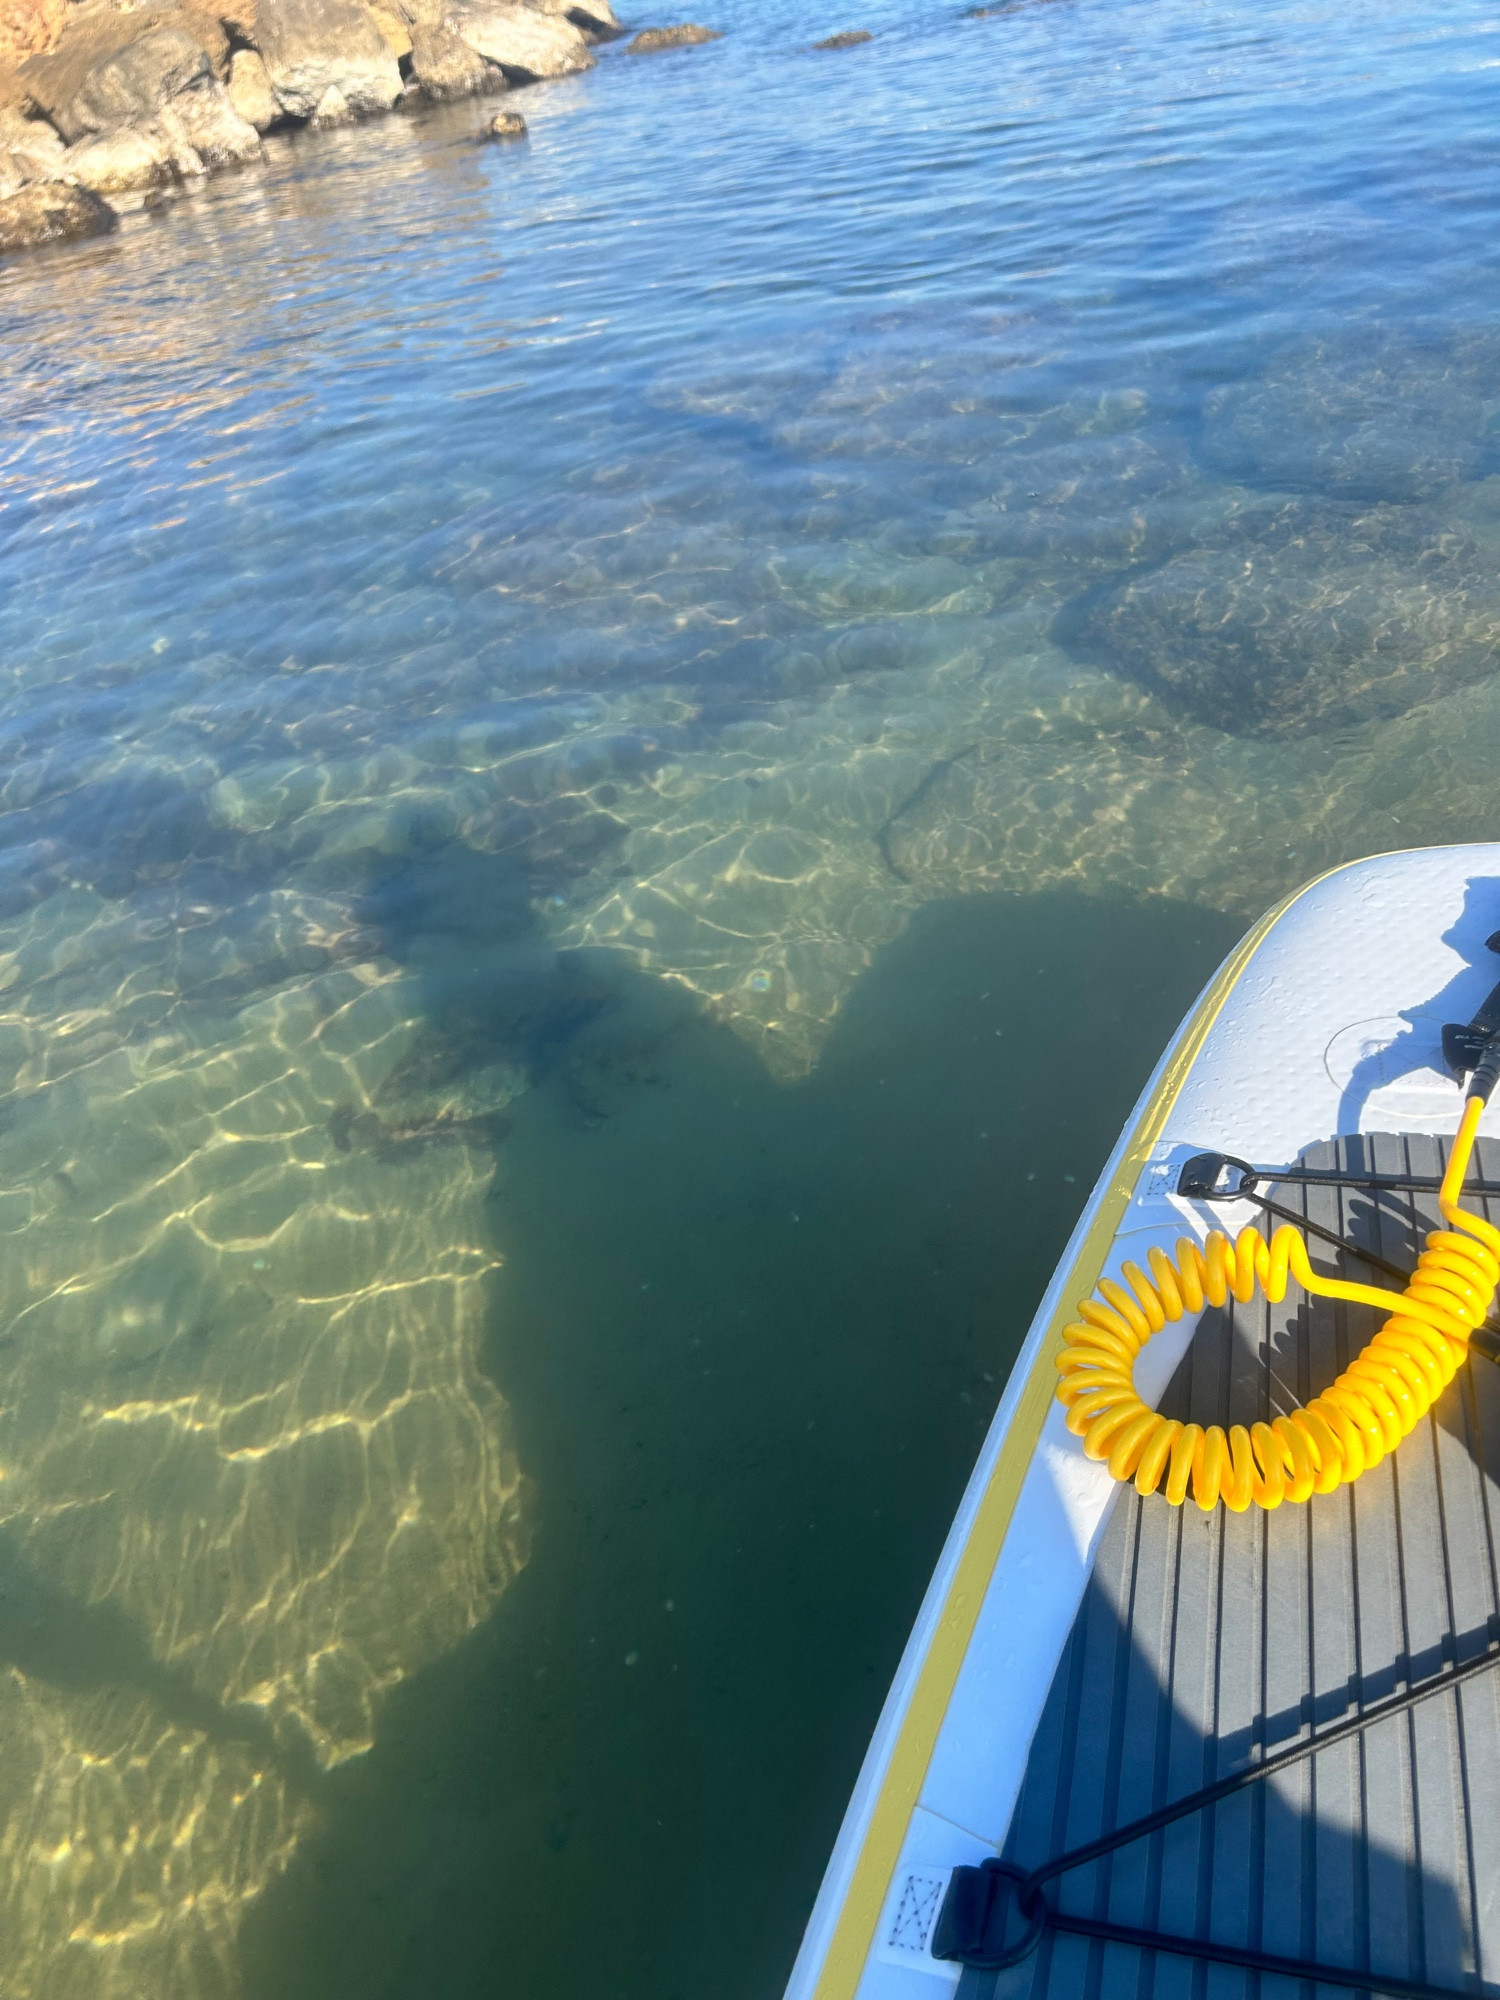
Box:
[1044, 1909, 1486, 2000]
[1264, 1167, 1500, 1196]
[1178, 1152, 1500, 1334]
[1252, 1189, 1412, 1284]
[1026, 1641, 1500, 1898]
[1244, 1194, 1500, 1343]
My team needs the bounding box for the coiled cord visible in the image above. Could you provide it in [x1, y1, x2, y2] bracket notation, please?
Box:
[1054, 1096, 1500, 1511]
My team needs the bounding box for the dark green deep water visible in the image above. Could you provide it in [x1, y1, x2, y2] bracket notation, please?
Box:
[0, 0, 1499, 1990]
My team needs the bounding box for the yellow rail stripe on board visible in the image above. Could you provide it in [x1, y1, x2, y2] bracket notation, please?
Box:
[808, 855, 1369, 2000]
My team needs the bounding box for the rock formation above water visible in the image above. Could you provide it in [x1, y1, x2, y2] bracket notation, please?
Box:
[25, 9, 228, 137]
[0, 0, 648, 257]
[226, 41, 277, 122]
[408, 17, 491, 95]
[0, 167, 111, 241]
[438, 0, 592, 77]
[255, 0, 402, 120]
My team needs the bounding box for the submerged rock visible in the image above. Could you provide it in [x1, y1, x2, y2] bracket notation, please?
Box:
[1057, 498, 1500, 736]
[627, 23, 722, 50]
[0, 179, 116, 252]
[227, 47, 281, 130]
[1201, 336, 1489, 504]
[812, 29, 871, 46]
[410, 22, 499, 97]
[441, 0, 594, 77]
[255, 0, 404, 120]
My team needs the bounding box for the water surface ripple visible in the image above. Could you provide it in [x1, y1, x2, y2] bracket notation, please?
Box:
[0, 0, 1498, 1992]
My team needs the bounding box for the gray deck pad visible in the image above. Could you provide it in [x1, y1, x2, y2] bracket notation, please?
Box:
[965, 1133, 1500, 2000]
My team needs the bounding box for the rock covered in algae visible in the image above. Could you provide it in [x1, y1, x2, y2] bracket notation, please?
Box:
[545, 577, 1500, 1080]
[628, 23, 722, 50]
[761, 357, 1201, 599]
[1057, 497, 1500, 736]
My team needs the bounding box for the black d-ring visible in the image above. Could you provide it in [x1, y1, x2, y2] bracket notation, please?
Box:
[931, 1859, 1049, 1970]
[1177, 1151, 1260, 1202]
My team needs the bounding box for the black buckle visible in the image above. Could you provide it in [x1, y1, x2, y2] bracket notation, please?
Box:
[1442, 1023, 1491, 1078]
[931, 1860, 1047, 1970]
[1443, 933, 1500, 1101]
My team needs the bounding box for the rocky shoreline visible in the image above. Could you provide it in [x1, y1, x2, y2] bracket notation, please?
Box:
[0, 0, 723, 258]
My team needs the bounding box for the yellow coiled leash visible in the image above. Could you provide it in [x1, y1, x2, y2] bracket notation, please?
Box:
[1053, 1094, 1500, 1511]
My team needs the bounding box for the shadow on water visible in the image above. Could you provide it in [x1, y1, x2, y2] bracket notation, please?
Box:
[236, 881, 1244, 2000]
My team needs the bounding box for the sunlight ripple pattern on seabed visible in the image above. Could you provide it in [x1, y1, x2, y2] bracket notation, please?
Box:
[0, 879, 528, 1995]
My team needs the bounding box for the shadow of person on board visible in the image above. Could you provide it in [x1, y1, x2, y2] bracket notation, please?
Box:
[1336, 874, 1500, 1135]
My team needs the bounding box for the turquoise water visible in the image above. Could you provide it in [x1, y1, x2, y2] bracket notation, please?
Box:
[1, 0, 1500, 1991]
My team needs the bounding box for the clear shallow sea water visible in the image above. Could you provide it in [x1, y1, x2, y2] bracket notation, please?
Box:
[0, 0, 1499, 1992]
